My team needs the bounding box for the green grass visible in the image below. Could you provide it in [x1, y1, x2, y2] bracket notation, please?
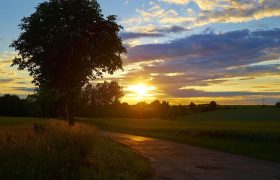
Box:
[0, 118, 151, 180]
[0, 116, 43, 125]
[81, 108, 280, 162]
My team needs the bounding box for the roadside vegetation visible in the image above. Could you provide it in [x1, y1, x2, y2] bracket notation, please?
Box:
[0, 119, 150, 180]
[83, 108, 280, 162]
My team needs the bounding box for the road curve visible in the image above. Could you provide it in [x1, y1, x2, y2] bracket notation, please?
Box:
[101, 131, 280, 180]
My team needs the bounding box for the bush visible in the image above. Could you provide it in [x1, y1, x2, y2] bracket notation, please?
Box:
[0, 121, 96, 180]
[208, 101, 217, 111]
[276, 102, 280, 108]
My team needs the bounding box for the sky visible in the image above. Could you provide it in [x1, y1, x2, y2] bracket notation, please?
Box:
[1, 0, 280, 105]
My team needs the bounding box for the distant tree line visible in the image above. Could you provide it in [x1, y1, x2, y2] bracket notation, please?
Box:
[0, 94, 40, 117]
[0, 81, 218, 118]
[0, 94, 218, 119]
[2, 81, 279, 118]
[78, 100, 219, 119]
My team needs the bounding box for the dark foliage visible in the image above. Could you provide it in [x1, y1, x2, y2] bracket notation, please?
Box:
[209, 101, 218, 111]
[0, 94, 41, 117]
[0, 93, 220, 118]
[276, 102, 280, 108]
[78, 81, 124, 117]
[10, 0, 126, 124]
[77, 99, 219, 119]
[189, 102, 197, 112]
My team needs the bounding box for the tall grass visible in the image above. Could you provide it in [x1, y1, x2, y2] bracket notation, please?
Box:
[0, 120, 151, 180]
[0, 121, 96, 180]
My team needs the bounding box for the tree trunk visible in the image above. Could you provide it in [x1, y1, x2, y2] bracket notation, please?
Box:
[65, 102, 75, 126]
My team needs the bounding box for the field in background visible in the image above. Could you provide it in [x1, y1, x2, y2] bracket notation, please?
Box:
[0, 117, 150, 180]
[82, 108, 280, 162]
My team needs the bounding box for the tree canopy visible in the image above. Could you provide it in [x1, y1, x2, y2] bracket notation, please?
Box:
[11, 0, 126, 125]
[82, 81, 124, 106]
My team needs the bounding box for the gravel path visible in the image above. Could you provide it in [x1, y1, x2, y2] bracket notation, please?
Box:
[101, 131, 280, 180]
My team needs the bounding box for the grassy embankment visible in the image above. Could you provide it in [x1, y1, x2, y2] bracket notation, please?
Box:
[82, 108, 280, 162]
[0, 117, 150, 180]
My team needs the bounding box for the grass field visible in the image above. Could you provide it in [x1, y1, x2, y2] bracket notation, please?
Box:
[81, 108, 280, 162]
[0, 117, 150, 180]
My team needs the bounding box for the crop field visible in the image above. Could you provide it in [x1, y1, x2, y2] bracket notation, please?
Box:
[82, 108, 280, 162]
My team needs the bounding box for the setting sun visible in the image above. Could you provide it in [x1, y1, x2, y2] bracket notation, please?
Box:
[127, 84, 156, 101]
[131, 84, 149, 96]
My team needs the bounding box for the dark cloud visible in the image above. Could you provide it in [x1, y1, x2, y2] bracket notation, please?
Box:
[16, 81, 31, 85]
[12, 87, 34, 92]
[239, 77, 255, 81]
[120, 26, 191, 41]
[120, 32, 165, 40]
[153, 25, 191, 33]
[128, 29, 280, 65]
[117, 29, 280, 100]
[126, 29, 280, 80]
[0, 78, 14, 83]
[226, 65, 280, 77]
[168, 88, 280, 98]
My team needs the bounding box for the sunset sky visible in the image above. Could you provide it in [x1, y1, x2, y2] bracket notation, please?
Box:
[1, 0, 280, 105]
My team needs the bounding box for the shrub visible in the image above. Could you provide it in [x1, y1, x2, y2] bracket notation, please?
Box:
[276, 102, 280, 108]
[208, 101, 217, 111]
[189, 102, 197, 112]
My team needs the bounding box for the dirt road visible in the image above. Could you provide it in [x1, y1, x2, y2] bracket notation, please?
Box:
[101, 131, 280, 180]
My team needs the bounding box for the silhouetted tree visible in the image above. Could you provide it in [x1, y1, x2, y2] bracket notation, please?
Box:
[150, 100, 161, 117]
[189, 102, 197, 112]
[94, 81, 124, 106]
[208, 101, 217, 111]
[150, 100, 161, 108]
[11, 0, 126, 125]
[160, 101, 171, 119]
[0, 94, 41, 117]
[80, 81, 124, 116]
[276, 102, 280, 108]
[0, 94, 21, 116]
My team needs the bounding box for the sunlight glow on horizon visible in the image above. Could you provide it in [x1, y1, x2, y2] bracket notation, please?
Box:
[126, 84, 157, 102]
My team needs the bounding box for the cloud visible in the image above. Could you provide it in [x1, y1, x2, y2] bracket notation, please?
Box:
[120, 32, 165, 40]
[153, 25, 191, 33]
[0, 78, 14, 84]
[239, 77, 255, 81]
[161, 0, 220, 11]
[193, 0, 280, 26]
[168, 88, 280, 98]
[116, 28, 280, 100]
[124, 0, 280, 30]
[128, 29, 280, 64]
[161, 0, 190, 5]
[119, 25, 191, 43]
[11, 87, 34, 92]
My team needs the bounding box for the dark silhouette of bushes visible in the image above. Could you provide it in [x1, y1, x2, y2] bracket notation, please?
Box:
[0, 94, 41, 117]
[189, 102, 197, 112]
[0, 94, 220, 118]
[276, 102, 280, 108]
[209, 101, 218, 111]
